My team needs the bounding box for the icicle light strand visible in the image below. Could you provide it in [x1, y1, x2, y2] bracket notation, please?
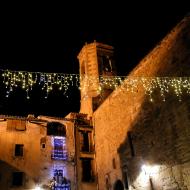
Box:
[1, 70, 190, 101]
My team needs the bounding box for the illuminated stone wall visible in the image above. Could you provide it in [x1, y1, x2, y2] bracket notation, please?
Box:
[93, 15, 190, 190]
[0, 115, 76, 189]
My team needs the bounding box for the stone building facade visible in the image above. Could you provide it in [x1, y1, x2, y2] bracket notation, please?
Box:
[78, 15, 190, 189]
[0, 113, 96, 190]
[0, 115, 75, 189]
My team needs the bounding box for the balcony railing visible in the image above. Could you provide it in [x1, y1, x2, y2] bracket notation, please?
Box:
[51, 150, 68, 161]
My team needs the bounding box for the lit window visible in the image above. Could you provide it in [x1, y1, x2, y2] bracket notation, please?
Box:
[51, 137, 67, 160]
[52, 169, 71, 188]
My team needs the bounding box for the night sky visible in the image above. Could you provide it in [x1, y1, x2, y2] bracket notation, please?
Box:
[0, 4, 189, 117]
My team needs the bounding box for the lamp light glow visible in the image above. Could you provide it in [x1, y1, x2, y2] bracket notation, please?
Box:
[34, 186, 42, 190]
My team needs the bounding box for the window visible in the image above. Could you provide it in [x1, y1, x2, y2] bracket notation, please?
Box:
[51, 169, 71, 189]
[54, 169, 63, 184]
[81, 158, 94, 182]
[102, 56, 112, 72]
[51, 137, 67, 160]
[80, 131, 89, 152]
[41, 143, 46, 149]
[40, 137, 46, 149]
[79, 131, 93, 152]
[15, 144, 24, 157]
[47, 122, 66, 136]
[12, 172, 23, 186]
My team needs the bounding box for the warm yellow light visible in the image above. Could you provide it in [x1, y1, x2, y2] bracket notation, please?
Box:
[34, 186, 42, 190]
[141, 164, 159, 176]
[131, 164, 160, 189]
[1, 70, 190, 100]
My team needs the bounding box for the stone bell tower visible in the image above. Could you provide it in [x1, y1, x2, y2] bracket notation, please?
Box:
[77, 41, 116, 116]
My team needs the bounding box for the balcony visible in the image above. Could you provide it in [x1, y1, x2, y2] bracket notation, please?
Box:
[51, 150, 68, 161]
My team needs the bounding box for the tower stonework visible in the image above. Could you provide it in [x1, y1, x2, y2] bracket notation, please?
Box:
[77, 41, 116, 116]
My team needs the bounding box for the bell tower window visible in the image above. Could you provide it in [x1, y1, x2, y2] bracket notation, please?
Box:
[102, 56, 112, 72]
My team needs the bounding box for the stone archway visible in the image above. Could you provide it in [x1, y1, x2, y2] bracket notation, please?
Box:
[113, 179, 124, 190]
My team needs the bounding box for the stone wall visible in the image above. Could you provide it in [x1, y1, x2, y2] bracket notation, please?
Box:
[93, 15, 190, 190]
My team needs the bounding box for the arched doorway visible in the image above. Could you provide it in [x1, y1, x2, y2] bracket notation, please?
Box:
[113, 179, 124, 190]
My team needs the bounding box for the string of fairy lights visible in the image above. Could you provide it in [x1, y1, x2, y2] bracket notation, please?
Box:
[121, 77, 190, 102]
[1, 69, 80, 99]
[0, 69, 190, 101]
